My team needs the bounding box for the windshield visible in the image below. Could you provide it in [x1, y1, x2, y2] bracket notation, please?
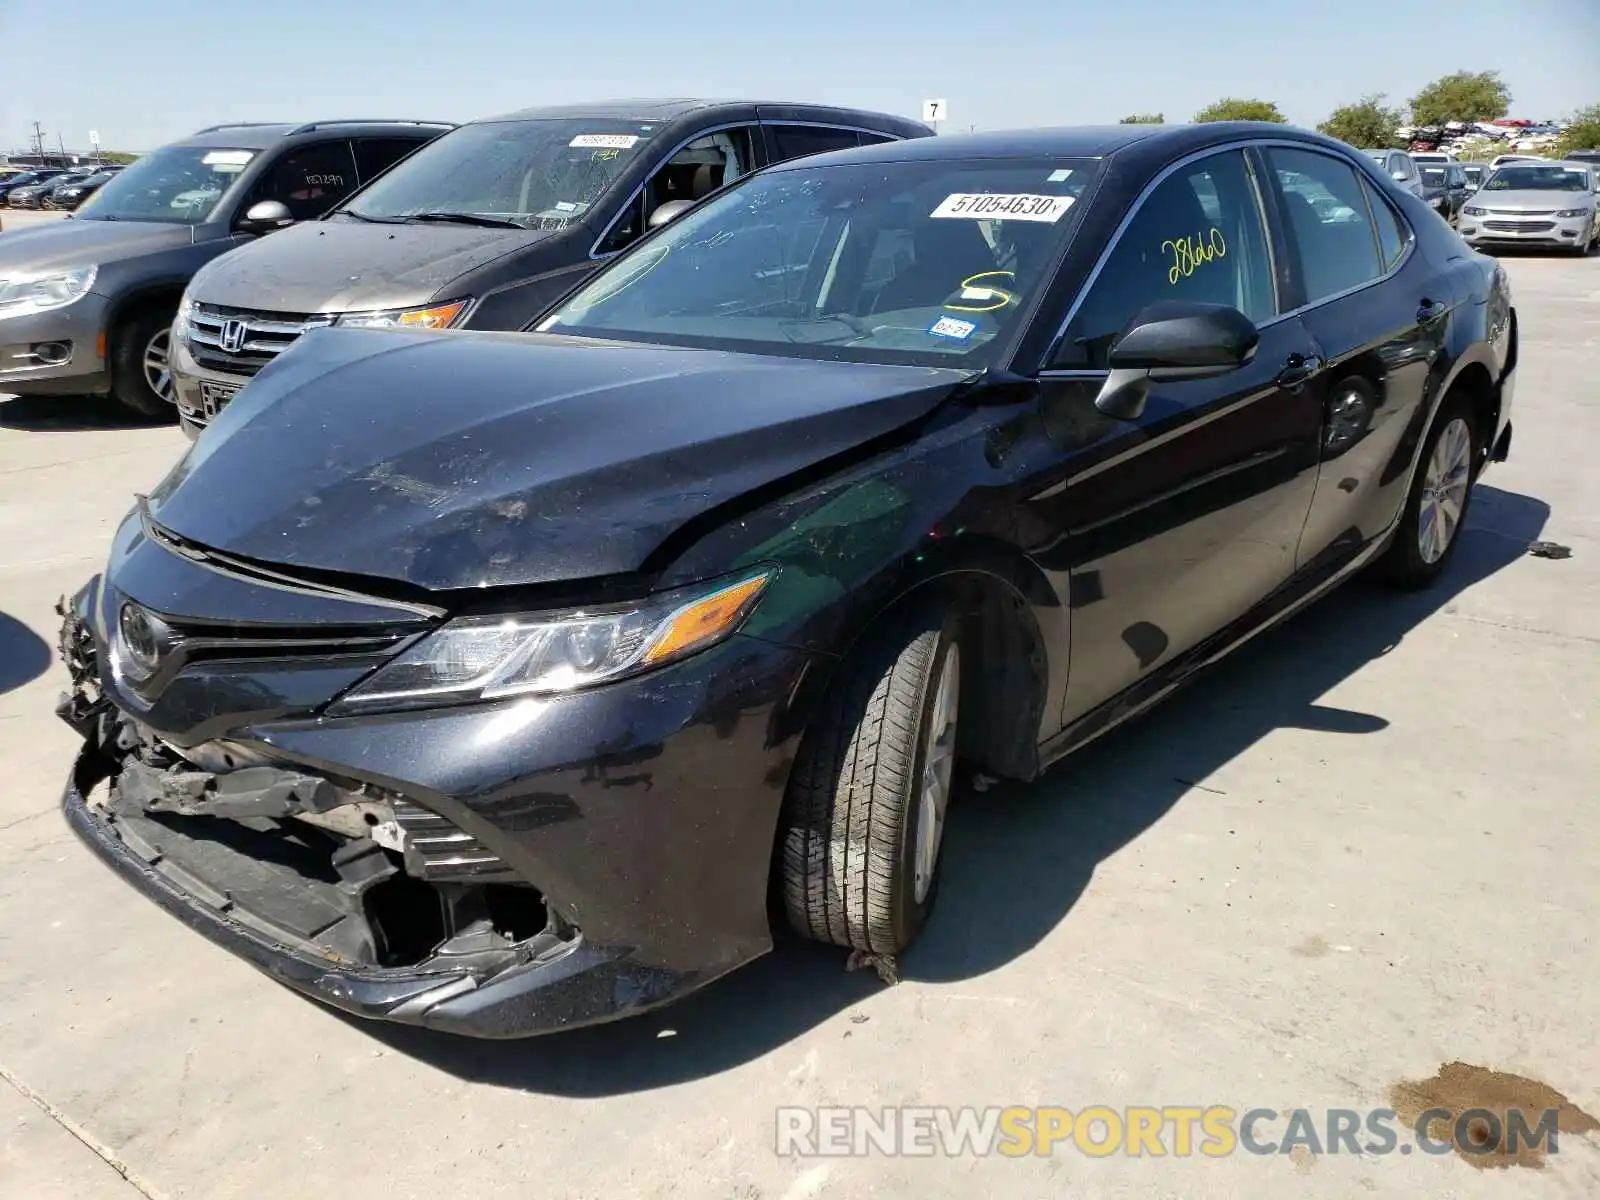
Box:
[344, 118, 659, 230]
[1482, 164, 1589, 192]
[1420, 167, 1447, 185]
[76, 145, 257, 223]
[539, 158, 1097, 368]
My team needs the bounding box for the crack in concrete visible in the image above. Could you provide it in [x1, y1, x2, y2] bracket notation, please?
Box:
[0, 1063, 169, 1200]
[0, 807, 53, 833]
[1440, 610, 1600, 645]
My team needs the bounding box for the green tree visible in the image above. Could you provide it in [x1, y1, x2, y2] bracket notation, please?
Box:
[1408, 70, 1511, 127]
[1120, 113, 1165, 124]
[100, 151, 139, 164]
[1193, 98, 1287, 124]
[1558, 103, 1600, 153]
[1317, 94, 1403, 149]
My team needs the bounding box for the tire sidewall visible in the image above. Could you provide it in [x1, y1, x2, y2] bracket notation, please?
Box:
[1392, 397, 1479, 584]
[111, 308, 178, 420]
[887, 608, 963, 950]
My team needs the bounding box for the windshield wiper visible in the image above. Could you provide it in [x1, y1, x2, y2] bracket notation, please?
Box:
[338, 209, 406, 224]
[405, 211, 525, 229]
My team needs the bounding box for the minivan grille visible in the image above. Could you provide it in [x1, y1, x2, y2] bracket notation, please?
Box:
[188, 303, 335, 377]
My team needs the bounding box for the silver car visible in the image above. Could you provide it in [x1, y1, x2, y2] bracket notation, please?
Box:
[1363, 149, 1424, 199]
[1459, 161, 1599, 255]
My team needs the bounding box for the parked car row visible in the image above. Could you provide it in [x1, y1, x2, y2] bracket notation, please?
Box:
[1359, 146, 1599, 248]
[0, 164, 123, 209]
[45, 114, 1521, 1038]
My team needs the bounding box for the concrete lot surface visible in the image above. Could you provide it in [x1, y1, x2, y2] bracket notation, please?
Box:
[0, 254, 1596, 1199]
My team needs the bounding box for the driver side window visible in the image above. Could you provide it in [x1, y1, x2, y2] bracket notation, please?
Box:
[597, 126, 758, 255]
[1053, 149, 1277, 370]
[242, 140, 359, 222]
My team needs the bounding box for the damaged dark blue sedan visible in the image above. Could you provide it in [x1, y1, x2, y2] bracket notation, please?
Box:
[58, 122, 1516, 1037]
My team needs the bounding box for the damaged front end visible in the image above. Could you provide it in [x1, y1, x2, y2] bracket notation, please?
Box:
[54, 583, 661, 1037]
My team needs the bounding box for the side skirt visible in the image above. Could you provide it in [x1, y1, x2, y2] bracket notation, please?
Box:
[1037, 528, 1393, 774]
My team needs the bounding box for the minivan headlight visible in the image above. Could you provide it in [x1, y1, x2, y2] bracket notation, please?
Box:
[0, 266, 96, 318]
[336, 299, 468, 330]
[171, 292, 196, 340]
[334, 570, 772, 712]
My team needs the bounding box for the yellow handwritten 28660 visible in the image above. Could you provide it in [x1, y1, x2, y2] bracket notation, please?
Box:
[1161, 229, 1228, 285]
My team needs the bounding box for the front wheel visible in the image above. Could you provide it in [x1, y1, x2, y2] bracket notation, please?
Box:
[778, 601, 962, 955]
[109, 308, 178, 420]
[1377, 396, 1479, 589]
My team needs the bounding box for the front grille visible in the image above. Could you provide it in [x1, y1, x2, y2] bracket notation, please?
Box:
[1484, 220, 1555, 233]
[188, 303, 335, 377]
[392, 799, 518, 882]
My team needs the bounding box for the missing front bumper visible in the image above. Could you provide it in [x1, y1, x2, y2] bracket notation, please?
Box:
[62, 744, 698, 1036]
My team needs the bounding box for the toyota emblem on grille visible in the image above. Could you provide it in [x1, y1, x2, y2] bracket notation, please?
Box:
[219, 319, 248, 354]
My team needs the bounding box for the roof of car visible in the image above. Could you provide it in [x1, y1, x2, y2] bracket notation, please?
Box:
[768, 122, 1327, 169]
[174, 120, 453, 149]
[476, 97, 921, 128]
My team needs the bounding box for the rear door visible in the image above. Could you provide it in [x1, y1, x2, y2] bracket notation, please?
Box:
[1028, 145, 1325, 723]
[1259, 145, 1452, 573]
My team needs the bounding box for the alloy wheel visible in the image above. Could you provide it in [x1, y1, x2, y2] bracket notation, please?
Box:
[1417, 417, 1472, 565]
[912, 643, 960, 904]
[142, 328, 173, 403]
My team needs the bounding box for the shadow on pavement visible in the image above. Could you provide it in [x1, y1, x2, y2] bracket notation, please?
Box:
[0, 611, 52, 696]
[354, 484, 1549, 1095]
[0, 394, 173, 432]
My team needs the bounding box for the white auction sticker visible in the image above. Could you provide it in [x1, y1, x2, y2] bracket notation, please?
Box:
[570, 134, 639, 149]
[930, 193, 1075, 223]
[202, 150, 255, 166]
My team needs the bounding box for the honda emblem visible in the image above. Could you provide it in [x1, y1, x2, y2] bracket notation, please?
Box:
[219, 319, 248, 354]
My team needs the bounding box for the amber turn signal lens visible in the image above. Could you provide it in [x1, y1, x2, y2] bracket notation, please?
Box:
[640, 574, 770, 667]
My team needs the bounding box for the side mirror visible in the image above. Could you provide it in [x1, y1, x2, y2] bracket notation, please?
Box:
[1095, 302, 1260, 421]
[647, 199, 697, 230]
[1391, 168, 1410, 181]
[239, 199, 293, 233]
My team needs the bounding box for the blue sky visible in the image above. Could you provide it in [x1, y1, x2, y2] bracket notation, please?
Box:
[3, 0, 1596, 153]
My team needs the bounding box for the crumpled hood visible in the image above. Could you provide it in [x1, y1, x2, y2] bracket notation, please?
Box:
[188, 219, 558, 312]
[0, 218, 193, 276]
[147, 328, 970, 592]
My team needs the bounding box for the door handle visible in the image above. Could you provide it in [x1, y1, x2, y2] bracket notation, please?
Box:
[1276, 353, 1322, 387]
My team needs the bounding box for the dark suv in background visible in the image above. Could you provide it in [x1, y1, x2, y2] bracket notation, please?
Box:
[0, 120, 449, 416]
[169, 98, 932, 433]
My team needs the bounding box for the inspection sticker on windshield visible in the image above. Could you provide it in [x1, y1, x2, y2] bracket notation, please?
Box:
[928, 316, 977, 340]
[931, 193, 1074, 222]
[1046, 168, 1074, 182]
[570, 134, 639, 149]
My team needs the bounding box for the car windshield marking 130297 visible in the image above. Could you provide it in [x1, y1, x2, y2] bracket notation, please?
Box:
[539, 159, 1096, 365]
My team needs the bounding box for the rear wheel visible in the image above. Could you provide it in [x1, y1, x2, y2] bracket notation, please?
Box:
[109, 308, 178, 420]
[779, 601, 962, 955]
[1378, 394, 1479, 589]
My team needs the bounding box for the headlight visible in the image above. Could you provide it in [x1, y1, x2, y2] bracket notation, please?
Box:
[336, 299, 468, 330]
[1555, 208, 1591, 219]
[1462, 206, 1486, 216]
[171, 292, 196, 341]
[0, 266, 96, 318]
[334, 569, 772, 712]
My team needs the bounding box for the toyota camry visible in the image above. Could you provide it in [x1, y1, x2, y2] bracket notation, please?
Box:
[58, 122, 1516, 1037]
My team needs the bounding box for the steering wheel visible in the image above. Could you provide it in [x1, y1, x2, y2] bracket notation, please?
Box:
[940, 270, 1021, 314]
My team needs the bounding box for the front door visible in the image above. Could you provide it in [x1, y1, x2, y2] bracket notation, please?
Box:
[1022, 146, 1325, 726]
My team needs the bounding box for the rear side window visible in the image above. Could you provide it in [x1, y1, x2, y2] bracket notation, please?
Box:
[857, 132, 897, 147]
[1267, 147, 1382, 304]
[1363, 180, 1407, 271]
[1054, 148, 1276, 370]
[768, 125, 860, 164]
[352, 137, 427, 183]
[247, 140, 358, 220]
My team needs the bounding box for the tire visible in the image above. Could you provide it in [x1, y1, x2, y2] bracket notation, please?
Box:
[779, 601, 962, 955]
[109, 307, 178, 420]
[1377, 393, 1479, 589]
